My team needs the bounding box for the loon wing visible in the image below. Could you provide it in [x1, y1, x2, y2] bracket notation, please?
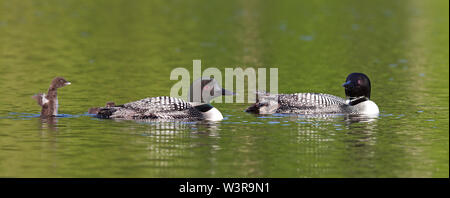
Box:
[124, 96, 193, 112]
[247, 92, 347, 114]
[98, 96, 202, 120]
[278, 93, 347, 109]
[32, 93, 47, 106]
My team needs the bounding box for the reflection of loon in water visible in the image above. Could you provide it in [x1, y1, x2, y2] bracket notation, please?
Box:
[293, 114, 378, 176]
[111, 118, 222, 138]
[120, 120, 222, 169]
[280, 113, 379, 147]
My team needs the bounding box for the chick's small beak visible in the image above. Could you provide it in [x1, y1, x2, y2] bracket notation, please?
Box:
[65, 82, 71, 86]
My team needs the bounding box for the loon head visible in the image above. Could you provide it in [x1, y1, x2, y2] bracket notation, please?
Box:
[50, 77, 71, 89]
[343, 73, 379, 114]
[188, 77, 235, 104]
[342, 73, 371, 99]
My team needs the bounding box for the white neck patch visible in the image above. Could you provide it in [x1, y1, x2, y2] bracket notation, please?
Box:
[358, 100, 379, 115]
[202, 107, 224, 121]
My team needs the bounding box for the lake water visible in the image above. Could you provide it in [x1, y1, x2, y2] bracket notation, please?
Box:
[0, 0, 448, 177]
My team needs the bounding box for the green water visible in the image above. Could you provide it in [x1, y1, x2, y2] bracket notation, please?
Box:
[0, 0, 448, 178]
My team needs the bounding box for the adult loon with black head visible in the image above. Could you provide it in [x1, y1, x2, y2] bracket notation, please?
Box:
[90, 77, 234, 121]
[245, 73, 379, 115]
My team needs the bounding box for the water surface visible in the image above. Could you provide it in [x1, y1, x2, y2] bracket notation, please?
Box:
[0, 0, 448, 177]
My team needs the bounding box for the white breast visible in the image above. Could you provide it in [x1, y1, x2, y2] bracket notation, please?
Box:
[359, 100, 379, 115]
[202, 107, 224, 121]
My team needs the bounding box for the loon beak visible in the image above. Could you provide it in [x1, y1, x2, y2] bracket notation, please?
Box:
[221, 88, 236, 96]
[342, 81, 351, 87]
[65, 82, 71, 86]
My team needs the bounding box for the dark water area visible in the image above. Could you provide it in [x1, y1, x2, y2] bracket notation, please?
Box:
[0, 0, 448, 177]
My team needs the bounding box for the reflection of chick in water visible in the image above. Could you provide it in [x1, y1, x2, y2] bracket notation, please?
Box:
[38, 116, 58, 131]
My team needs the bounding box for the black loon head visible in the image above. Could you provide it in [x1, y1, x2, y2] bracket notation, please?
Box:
[50, 77, 71, 89]
[188, 77, 235, 103]
[342, 73, 371, 99]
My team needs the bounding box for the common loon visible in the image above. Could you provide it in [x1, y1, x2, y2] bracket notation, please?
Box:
[245, 73, 379, 115]
[90, 77, 234, 121]
[32, 77, 71, 117]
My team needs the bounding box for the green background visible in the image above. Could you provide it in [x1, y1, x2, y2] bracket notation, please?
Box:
[0, 0, 448, 177]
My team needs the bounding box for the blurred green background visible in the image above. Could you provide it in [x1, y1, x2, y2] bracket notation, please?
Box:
[0, 0, 448, 177]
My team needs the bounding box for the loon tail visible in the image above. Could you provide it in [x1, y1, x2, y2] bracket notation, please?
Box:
[245, 91, 279, 114]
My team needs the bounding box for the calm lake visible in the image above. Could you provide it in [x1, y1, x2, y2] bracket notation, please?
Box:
[0, 0, 448, 177]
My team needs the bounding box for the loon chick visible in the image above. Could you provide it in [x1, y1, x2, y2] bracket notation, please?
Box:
[88, 102, 115, 114]
[92, 77, 234, 121]
[246, 73, 379, 115]
[32, 77, 71, 117]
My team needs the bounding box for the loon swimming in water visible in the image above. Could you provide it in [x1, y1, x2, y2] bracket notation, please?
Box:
[245, 73, 379, 115]
[32, 77, 71, 117]
[89, 77, 234, 121]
